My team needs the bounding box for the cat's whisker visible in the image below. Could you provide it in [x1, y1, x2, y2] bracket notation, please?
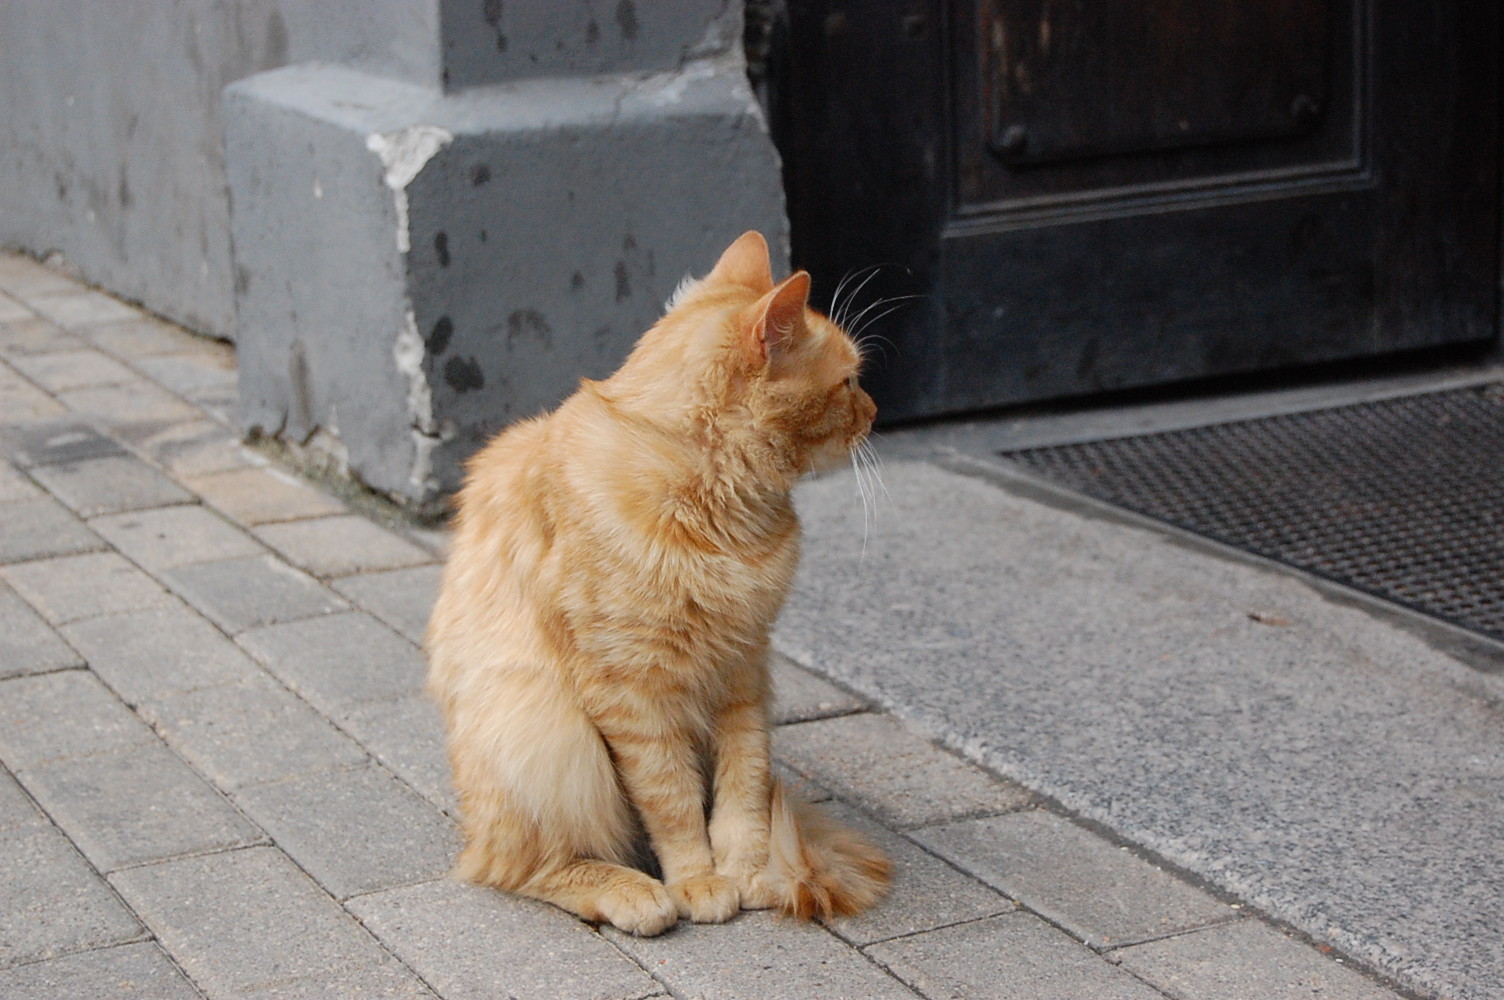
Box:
[829, 265, 881, 329]
[846, 295, 923, 343]
[832, 266, 884, 331]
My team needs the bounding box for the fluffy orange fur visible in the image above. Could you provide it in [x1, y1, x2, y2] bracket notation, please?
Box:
[426, 231, 888, 936]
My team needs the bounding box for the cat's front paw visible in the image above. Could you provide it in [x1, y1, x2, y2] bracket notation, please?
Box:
[667, 873, 739, 923]
[598, 878, 679, 937]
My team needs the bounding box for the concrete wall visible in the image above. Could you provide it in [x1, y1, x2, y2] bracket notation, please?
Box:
[0, 1, 442, 339]
[1, 1, 789, 507]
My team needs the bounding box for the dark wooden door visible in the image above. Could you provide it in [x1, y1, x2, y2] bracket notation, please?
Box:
[771, 1, 1501, 422]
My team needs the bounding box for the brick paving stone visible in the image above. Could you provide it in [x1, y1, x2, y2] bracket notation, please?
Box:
[349, 878, 665, 1000]
[0, 256, 86, 297]
[26, 291, 145, 328]
[336, 694, 456, 815]
[0, 582, 84, 679]
[914, 810, 1237, 950]
[82, 317, 221, 359]
[236, 611, 426, 714]
[231, 764, 457, 901]
[817, 802, 1015, 947]
[90, 504, 264, 571]
[770, 653, 867, 724]
[252, 514, 436, 579]
[0, 670, 156, 769]
[0, 293, 32, 323]
[133, 350, 236, 399]
[159, 553, 348, 634]
[131, 417, 263, 478]
[0, 462, 40, 502]
[0, 826, 144, 967]
[609, 909, 919, 1000]
[2, 552, 174, 625]
[0, 418, 124, 468]
[0, 767, 45, 832]
[56, 381, 202, 428]
[773, 713, 1033, 829]
[0, 942, 201, 999]
[8, 348, 137, 392]
[867, 911, 1167, 1000]
[0, 317, 87, 357]
[0, 361, 66, 422]
[61, 603, 262, 704]
[18, 741, 265, 872]
[1115, 918, 1405, 1000]
[141, 671, 369, 791]
[110, 846, 434, 998]
[30, 454, 193, 517]
[183, 466, 346, 525]
[331, 564, 442, 645]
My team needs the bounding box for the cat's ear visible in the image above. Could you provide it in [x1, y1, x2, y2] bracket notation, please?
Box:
[707, 231, 774, 292]
[745, 270, 811, 368]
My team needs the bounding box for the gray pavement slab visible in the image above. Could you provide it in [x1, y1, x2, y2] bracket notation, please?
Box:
[0, 825, 144, 967]
[130, 417, 261, 478]
[89, 503, 266, 571]
[25, 291, 145, 328]
[866, 912, 1167, 1000]
[0, 670, 156, 769]
[335, 693, 457, 815]
[773, 712, 1033, 829]
[140, 671, 370, 791]
[770, 652, 867, 724]
[0, 941, 202, 1000]
[0, 496, 104, 563]
[132, 350, 237, 399]
[60, 603, 263, 703]
[54, 380, 202, 428]
[781, 460, 1504, 1000]
[0, 361, 67, 422]
[0, 294, 32, 323]
[2, 551, 175, 625]
[251, 513, 435, 579]
[0, 418, 124, 467]
[608, 910, 919, 1000]
[110, 846, 434, 998]
[330, 564, 442, 645]
[914, 810, 1237, 950]
[230, 765, 458, 900]
[7, 348, 137, 392]
[1116, 919, 1405, 1000]
[236, 611, 427, 713]
[160, 553, 348, 633]
[0, 582, 84, 678]
[818, 802, 1015, 948]
[28, 454, 193, 517]
[0, 462, 40, 502]
[0, 768, 45, 832]
[79, 316, 224, 359]
[0, 318, 86, 356]
[349, 878, 665, 1000]
[18, 741, 265, 872]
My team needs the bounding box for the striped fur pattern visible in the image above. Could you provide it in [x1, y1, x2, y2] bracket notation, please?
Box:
[426, 232, 889, 936]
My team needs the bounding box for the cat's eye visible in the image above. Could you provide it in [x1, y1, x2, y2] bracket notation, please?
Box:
[845, 374, 859, 390]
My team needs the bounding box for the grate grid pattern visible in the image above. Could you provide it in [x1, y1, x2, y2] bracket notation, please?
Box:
[1002, 384, 1504, 642]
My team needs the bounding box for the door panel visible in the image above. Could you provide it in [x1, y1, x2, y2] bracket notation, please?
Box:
[774, 1, 1500, 422]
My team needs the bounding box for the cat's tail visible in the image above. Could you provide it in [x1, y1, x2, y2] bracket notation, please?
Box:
[765, 778, 892, 920]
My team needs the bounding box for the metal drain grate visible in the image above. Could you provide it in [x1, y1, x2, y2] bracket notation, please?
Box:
[1002, 384, 1504, 643]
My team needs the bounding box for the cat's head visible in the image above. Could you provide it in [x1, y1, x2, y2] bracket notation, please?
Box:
[612, 231, 877, 484]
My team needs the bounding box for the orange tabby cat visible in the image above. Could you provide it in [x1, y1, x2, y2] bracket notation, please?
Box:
[426, 231, 888, 936]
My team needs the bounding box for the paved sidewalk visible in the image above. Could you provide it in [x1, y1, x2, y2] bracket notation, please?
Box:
[0, 250, 1409, 999]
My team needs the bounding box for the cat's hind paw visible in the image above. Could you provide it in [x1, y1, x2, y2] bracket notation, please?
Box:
[668, 873, 739, 923]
